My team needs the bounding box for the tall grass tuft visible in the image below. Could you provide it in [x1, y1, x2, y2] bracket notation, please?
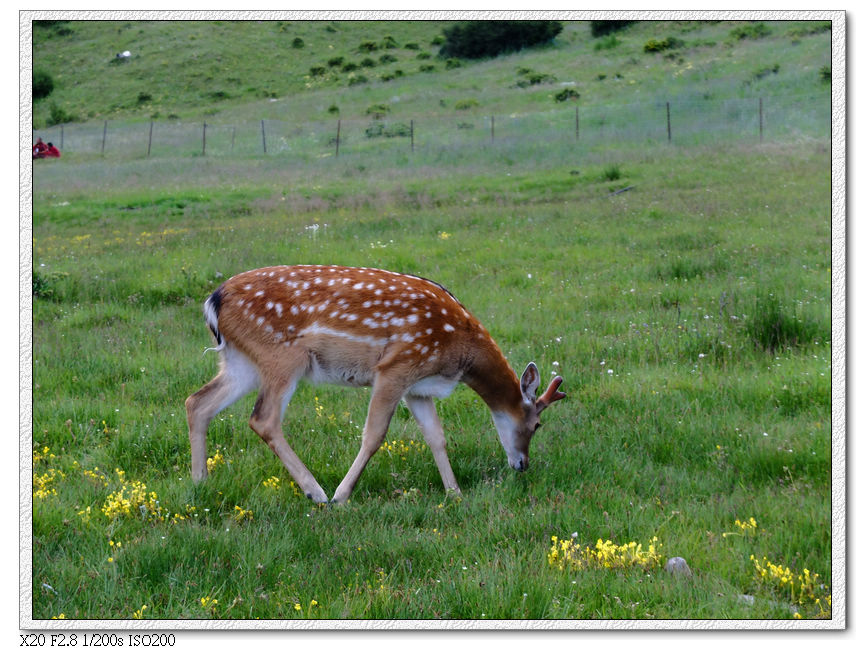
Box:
[744, 291, 827, 352]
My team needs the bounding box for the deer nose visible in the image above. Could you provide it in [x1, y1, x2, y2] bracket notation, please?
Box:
[511, 456, 528, 472]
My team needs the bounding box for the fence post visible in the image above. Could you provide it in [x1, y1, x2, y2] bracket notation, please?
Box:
[410, 119, 414, 153]
[202, 122, 207, 156]
[491, 115, 495, 143]
[666, 102, 672, 143]
[260, 120, 267, 154]
[101, 120, 108, 156]
[147, 121, 153, 158]
[336, 119, 341, 157]
[759, 97, 764, 143]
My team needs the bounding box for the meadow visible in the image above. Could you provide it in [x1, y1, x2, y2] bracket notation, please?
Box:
[29, 18, 834, 624]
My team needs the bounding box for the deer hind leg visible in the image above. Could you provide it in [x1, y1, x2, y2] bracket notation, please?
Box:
[404, 395, 461, 495]
[186, 344, 260, 482]
[331, 380, 404, 504]
[247, 359, 329, 504]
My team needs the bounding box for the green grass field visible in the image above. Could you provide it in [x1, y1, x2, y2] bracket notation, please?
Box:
[29, 18, 834, 623]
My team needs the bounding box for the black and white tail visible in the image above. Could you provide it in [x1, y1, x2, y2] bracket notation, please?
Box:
[203, 285, 225, 353]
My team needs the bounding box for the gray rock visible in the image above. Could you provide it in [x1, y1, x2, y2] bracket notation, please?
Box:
[664, 556, 693, 577]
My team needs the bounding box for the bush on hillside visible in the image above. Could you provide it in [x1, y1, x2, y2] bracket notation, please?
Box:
[47, 102, 77, 126]
[729, 22, 771, 40]
[644, 36, 685, 53]
[554, 88, 580, 102]
[438, 21, 563, 60]
[33, 69, 54, 100]
[589, 21, 636, 37]
[366, 103, 390, 119]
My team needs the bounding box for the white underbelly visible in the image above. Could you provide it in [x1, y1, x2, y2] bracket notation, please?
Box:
[407, 374, 461, 399]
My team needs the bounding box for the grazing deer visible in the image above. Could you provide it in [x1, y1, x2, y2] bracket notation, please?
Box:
[186, 265, 566, 503]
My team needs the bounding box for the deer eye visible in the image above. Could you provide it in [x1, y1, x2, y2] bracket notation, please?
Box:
[533, 422, 542, 433]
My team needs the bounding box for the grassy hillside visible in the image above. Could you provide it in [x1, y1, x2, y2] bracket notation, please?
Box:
[31, 19, 831, 128]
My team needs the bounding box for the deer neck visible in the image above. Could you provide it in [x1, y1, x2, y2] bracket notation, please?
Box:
[464, 338, 523, 418]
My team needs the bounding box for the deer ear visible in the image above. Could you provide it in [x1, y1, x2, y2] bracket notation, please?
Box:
[520, 362, 541, 401]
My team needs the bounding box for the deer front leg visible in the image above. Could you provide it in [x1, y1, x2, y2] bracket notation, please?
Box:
[331, 381, 403, 504]
[404, 395, 461, 495]
[248, 385, 329, 503]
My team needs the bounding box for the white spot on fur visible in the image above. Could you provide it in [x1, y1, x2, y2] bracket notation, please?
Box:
[443, 324, 455, 332]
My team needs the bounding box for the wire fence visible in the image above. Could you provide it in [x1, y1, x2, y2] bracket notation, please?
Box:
[33, 93, 830, 162]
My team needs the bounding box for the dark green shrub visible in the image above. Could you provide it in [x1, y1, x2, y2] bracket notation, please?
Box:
[454, 98, 479, 111]
[644, 36, 685, 53]
[358, 40, 378, 53]
[379, 53, 398, 64]
[381, 35, 398, 49]
[820, 65, 831, 82]
[291, 37, 305, 48]
[729, 22, 771, 40]
[360, 57, 377, 68]
[47, 102, 76, 126]
[33, 69, 54, 100]
[751, 63, 780, 81]
[380, 70, 404, 82]
[328, 104, 339, 115]
[416, 52, 431, 60]
[366, 103, 390, 119]
[347, 75, 368, 86]
[404, 42, 420, 50]
[365, 122, 384, 138]
[34, 21, 74, 38]
[515, 70, 556, 87]
[438, 20, 563, 59]
[589, 21, 636, 37]
[136, 91, 152, 104]
[430, 35, 445, 46]
[309, 66, 326, 77]
[33, 270, 69, 301]
[554, 88, 580, 102]
[444, 58, 462, 70]
[342, 62, 359, 72]
[419, 64, 436, 73]
[327, 56, 345, 67]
